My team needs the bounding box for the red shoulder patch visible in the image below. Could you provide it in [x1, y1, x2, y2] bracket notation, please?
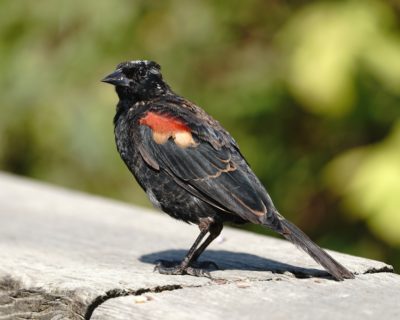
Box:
[139, 112, 190, 134]
[139, 112, 196, 147]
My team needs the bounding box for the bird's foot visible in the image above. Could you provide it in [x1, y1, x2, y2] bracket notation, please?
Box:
[154, 260, 212, 278]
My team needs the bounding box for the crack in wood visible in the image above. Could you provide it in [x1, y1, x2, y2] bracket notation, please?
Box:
[87, 264, 395, 318]
[356, 265, 394, 275]
[84, 284, 183, 320]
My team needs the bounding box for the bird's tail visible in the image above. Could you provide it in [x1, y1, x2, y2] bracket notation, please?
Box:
[264, 213, 354, 281]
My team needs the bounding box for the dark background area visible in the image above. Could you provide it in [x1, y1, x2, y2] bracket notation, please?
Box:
[0, 0, 399, 270]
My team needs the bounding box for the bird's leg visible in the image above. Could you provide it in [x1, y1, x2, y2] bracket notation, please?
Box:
[190, 222, 223, 270]
[155, 218, 215, 277]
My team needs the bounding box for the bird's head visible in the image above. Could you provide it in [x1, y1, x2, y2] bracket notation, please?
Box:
[102, 60, 170, 101]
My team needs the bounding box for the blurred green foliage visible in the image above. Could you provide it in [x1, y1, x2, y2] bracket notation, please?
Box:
[0, 0, 399, 270]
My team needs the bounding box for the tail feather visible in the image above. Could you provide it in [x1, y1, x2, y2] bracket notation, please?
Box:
[266, 215, 354, 281]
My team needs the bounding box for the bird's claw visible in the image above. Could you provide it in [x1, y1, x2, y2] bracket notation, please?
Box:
[154, 260, 213, 278]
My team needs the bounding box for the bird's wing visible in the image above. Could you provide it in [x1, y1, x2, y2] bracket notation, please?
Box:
[135, 100, 272, 224]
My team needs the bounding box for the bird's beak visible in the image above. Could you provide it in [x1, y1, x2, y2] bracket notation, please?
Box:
[101, 69, 130, 87]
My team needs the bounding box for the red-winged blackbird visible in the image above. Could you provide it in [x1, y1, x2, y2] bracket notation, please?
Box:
[102, 60, 354, 280]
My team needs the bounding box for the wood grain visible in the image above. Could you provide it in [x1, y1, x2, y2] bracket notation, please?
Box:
[0, 172, 397, 319]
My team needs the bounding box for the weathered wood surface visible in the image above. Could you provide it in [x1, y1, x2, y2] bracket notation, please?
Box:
[0, 172, 398, 320]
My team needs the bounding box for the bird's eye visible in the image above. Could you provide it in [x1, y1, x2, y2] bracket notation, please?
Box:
[123, 68, 135, 79]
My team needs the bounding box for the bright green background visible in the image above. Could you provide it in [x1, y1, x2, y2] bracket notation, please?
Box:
[1, 0, 399, 271]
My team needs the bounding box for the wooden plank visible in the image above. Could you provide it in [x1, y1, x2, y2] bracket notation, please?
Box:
[0, 172, 397, 319]
[93, 273, 400, 320]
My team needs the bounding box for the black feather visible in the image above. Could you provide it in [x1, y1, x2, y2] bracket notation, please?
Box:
[105, 60, 354, 280]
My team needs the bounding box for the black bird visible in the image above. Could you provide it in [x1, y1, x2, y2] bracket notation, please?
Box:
[102, 60, 354, 280]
